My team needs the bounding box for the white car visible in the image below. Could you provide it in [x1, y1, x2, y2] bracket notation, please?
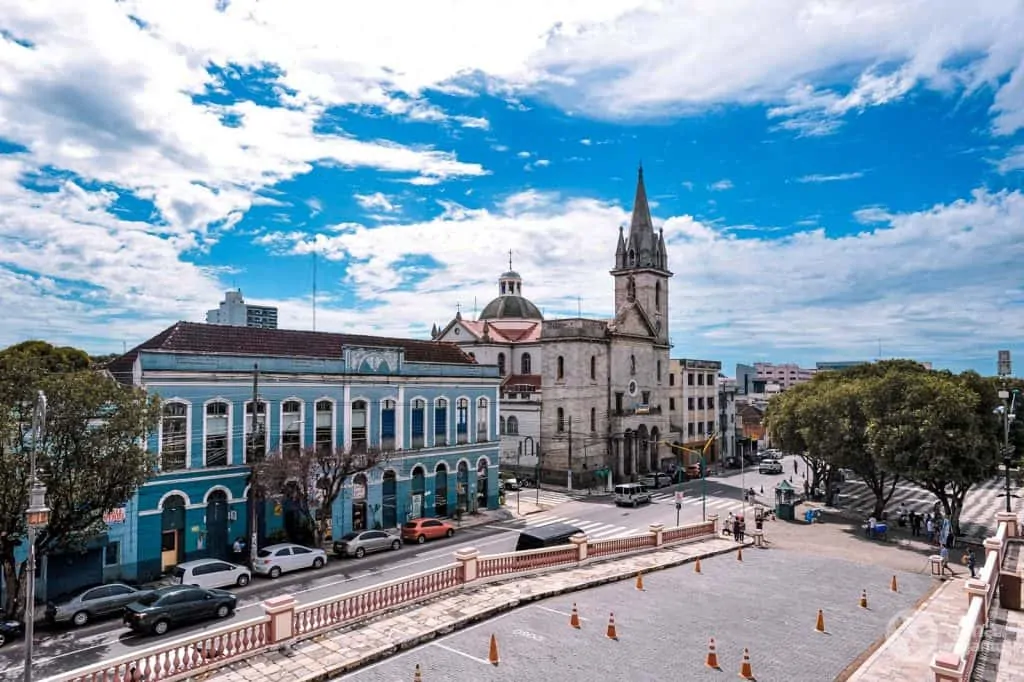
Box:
[253, 543, 328, 579]
[172, 559, 251, 590]
[758, 459, 783, 475]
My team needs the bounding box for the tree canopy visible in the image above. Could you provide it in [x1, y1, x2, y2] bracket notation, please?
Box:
[0, 341, 159, 618]
[765, 360, 1003, 532]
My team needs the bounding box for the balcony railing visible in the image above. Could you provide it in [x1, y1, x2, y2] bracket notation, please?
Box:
[47, 519, 718, 682]
[614, 405, 662, 417]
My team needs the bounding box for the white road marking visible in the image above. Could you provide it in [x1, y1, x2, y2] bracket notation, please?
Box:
[430, 643, 492, 665]
[533, 605, 587, 620]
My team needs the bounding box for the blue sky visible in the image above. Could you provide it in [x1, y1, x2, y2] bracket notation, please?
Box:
[2, 1, 1024, 375]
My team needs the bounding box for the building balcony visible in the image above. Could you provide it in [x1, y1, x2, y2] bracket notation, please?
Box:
[614, 404, 662, 417]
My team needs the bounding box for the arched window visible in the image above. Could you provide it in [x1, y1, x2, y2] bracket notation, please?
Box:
[521, 353, 532, 374]
[161, 402, 188, 471]
[244, 400, 267, 464]
[381, 399, 396, 451]
[557, 407, 565, 433]
[590, 407, 596, 432]
[456, 398, 469, 444]
[497, 352, 506, 376]
[500, 416, 506, 434]
[655, 280, 661, 307]
[411, 398, 425, 449]
[627, 276, 636, 301]
[557, 356, 565, 380]
[657, 360, 662, 382]
[351, 400, 368, 453]
[434, 398, 448, 446]
[507, 416, 519, 435]
[281, 400, 302, 457]
[590, 355, 596, 380]
[630, 355, 637, 375]
[315, 400, 334, 454]
[476, 397, 489, 442]
[204, 401, 228, 467]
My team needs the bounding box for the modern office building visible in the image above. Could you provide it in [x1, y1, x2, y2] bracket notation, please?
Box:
[206, 289, 279, 329]
[667, 358, 721, 465]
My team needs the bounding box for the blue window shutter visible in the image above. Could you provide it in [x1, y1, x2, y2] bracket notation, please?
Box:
[382, 409, 396, 437]
[412, 409, 424, 435]
[435, 407, 446, 433]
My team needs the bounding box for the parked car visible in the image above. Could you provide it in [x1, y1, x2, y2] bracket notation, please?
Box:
[0, 620, 22, 647]
[613, 482, 652, 507]
[46, 583, 153, 627]
[333, 530, 402, 558]
[758, 459, 783, 475]
[253, 543, 328, 579]
[502, 475, 521, 491]
[401, 518, 456, 544]
[640, 472, 674, 489]
[172, 558, 251, 589]
[123, 585, 237, 636]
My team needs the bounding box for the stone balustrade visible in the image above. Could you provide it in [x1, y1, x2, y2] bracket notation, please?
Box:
[43, 518, 716, 682]
[931, 511, 1020, 682]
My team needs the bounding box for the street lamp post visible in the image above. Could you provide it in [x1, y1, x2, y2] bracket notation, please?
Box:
[518, 436, 537, 505]
[997, 388, 1018, 513]
[24, 391, 49, 682]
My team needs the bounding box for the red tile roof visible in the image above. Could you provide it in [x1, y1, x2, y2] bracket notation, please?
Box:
[501, 374, 542, 390]
[107, 321, 474, 383]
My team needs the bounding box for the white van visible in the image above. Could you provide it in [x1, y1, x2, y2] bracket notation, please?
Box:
[614, 482, 652, 507]
[172, 558, 251, 589]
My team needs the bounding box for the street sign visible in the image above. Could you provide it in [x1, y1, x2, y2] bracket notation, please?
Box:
[999, 350, 1012, 377]
[675, 491, 685, 503]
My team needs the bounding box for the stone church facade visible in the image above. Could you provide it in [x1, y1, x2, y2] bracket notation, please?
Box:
[433, 168, 672, 484]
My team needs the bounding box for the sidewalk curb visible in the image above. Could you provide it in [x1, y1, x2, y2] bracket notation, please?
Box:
[284, 539, 744, 682]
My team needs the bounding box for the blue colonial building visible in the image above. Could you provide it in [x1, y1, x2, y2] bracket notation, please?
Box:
[44, 321, 502, 590]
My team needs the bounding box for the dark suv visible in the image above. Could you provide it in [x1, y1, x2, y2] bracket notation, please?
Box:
[123, 585, 237, 636]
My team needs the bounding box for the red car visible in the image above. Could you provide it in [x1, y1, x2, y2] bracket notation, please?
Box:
[401, 518, 455, 544]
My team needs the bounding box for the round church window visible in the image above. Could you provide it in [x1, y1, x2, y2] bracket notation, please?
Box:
[627, 380, 638, 396]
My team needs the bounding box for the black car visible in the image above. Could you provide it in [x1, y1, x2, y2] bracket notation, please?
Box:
[123, 585, 237, 636]
[46, 583, 154, 627]
[0, 620, 23, 647]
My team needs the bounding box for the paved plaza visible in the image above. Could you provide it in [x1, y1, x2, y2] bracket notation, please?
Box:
[338, 548, 935, 682]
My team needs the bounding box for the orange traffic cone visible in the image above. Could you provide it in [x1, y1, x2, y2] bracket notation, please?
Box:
[739, 648, 754, 679]
[705, 637, 720, 669]
[694, 558, 702, 574]
[859, 589, 868, 609]
[815, 609, 826, 633]
[488, 634, 499, 665]
[414, 663, 422, 681]
[890, 575, 898, 592]
[636, 572, 645, 590]
[606, 612, 618, 640]
[570, 603, 581, 629]
[737, 547, 743, 561]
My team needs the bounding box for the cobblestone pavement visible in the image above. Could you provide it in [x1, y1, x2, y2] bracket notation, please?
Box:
[975, 603, 1024, 682]
[337, 548, 934, 682]
[207, 536, 741, 682]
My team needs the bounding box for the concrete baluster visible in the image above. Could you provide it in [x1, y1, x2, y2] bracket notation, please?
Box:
[263, 595, 297, 646]
[930, 653, 962, 682]
[455, 548, 480, 583]
[648, 523, 664, 547]
[570, 534, 588, 561]
[707, 514, 719, 535]
[983, 537, 1003, 573]
[996, 511, 1018, 538]
[964, 581, 989, 622]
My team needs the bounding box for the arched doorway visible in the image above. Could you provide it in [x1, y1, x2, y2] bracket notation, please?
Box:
[623, 430, 634, 478]
[435, 463, 448, 517]
[650, 427, 660, 472]
[410, 466, 426, 520]
[160, 494, 186, 571]
[637, 425, 650, 474]
[476, 457, 490, 510]
[205, 490, 229, 560]
[382, 470, 398, 528]
[352, 474, 368, 531]
[457, 460, 469, 512]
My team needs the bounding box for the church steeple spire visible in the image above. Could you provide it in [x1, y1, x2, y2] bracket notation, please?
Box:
[616, 165, 664, 272]
[630, 163, 654, 237]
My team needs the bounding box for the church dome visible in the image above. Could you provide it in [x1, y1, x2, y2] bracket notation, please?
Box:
[479, 295, 543, 320]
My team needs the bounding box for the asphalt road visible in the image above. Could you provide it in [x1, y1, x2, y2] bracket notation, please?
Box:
[2, 524, 519, 680]
[4, 458, 797, 681]
[338, 543, 935, 682]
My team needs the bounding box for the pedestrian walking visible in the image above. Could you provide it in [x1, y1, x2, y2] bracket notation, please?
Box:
[967, 549, 977, 579]
[940, 545, 956, 577]
[926, 515, 935, 544]
[732, 517, 741, 543]
[793, 460, 798, 475]
[232, 536, 246, 563]
[909, 511, 918, 537]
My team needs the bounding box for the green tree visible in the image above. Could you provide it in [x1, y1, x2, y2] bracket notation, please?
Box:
[765, 380, 834, 494]
[0, 342, 159, 619]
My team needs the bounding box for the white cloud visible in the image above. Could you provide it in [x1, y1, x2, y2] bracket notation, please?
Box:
[517, 151, 532, 158]
[681, 181, 694, 191]
[453, 115, 490, 129]
[998, 145, 1024, 173]
[797, 172, 865, 183]
[250, 185, 1024, 361]
[580, 138, 592, 145]
[354, 192, 399, 213]
[853, 206, 894, 224]
[710, 179, 734, 191]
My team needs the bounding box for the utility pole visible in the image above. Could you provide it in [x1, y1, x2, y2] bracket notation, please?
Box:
[997, 350, 1015, 513]
[568, 417, 573, 490]
[249, 363, 260, 567]
[24, 391, 48, 682]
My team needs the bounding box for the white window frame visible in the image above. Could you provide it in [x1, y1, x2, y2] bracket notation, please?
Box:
[380, 398, 397, 451]
[201, 398, 232, 468]
[475, 397, 489, 442]
[433, 397, 450, 447]
[280, 398, 305, 456]
[158, 399, 191, 472]
[350, 397, 370, 453]
[455, 396, 470, 445]
[410, 396, 427, 449]
[243, 399, 270, 464]
[314, 397, 336, 454]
